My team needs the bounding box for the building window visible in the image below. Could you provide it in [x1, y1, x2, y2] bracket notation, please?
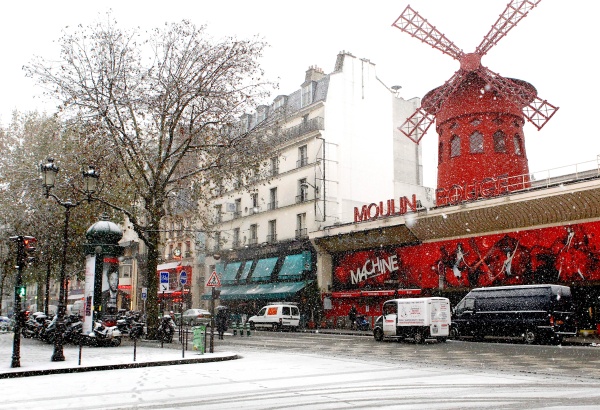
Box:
[185, 241, 191, 258]
[120, 263, 132, 279]
[214, 204, 222, 223]
[249, 224, 258, 245]
[450, 135, 461, 158]
[268, 187, 278, 210]
[297, 145, 308, 168]
[469, 131, 484, 153]
[438, 142, 443, 164]
[267, 220, 277, 243]
[513, 134, 523, 156]
[301, 83, 313, 107]
[296, 213, 307, 238]
[270, 157, 279, 176]
[214, 232, 221, 251]
[233, 228, 240, 248]
[297, 179, 308, 203]
[234, 198, 242, 219]
[493, 131, 506, 153]
[169, 244, 174, 260]
[250, 192, 259, 214]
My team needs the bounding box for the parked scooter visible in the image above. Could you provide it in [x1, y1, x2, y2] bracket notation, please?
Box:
[63, 314, 83, 344]
[88, 319, 122, 346]
[22, 312, 47, 339]
[156, 314, 175, 343]
[355, 315, 370, 331]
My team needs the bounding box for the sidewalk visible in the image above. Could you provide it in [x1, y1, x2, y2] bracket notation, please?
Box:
[0, 332, 238, 379]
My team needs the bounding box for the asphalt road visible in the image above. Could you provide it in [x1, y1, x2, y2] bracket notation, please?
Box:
[206, 329, 600, 381]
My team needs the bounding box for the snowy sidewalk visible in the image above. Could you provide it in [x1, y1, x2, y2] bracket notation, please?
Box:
[0, 333, 237, 379]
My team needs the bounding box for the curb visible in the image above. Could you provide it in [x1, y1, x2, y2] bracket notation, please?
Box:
[0, 353, 239, 379]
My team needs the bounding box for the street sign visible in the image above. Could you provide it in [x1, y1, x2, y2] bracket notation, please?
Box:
[179, 271, 187, 286]
[206, 270, 221, 287]
[160, 271, 169, 292]
[141, 287, 147, 301]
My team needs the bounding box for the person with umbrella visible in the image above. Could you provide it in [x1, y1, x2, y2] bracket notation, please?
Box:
[216, 306, 228, 340]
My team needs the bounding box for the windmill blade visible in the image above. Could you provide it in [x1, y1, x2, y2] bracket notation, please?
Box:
[478, 66, 559, 130]
[476, 0, 542, 56]
[398, 70, 466, 142]
[392, 5, 464, 61]
[398, 108, 436, 144]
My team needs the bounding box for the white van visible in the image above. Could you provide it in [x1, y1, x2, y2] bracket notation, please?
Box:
[247, 303, 300, 331]
[373, 297, 451, 343]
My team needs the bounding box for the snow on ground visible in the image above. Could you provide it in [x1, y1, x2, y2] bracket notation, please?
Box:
[2, 332, 600, 409]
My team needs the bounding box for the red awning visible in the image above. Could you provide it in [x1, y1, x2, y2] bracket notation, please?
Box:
[330, 289, 421, 298]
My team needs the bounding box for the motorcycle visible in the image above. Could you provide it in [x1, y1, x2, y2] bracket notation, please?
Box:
[88, 319, 122, 347]
[156, 314, 175, 343]
[63, 314, 83, 344]
[22, 312, 47, 339]
[116, 310, 143, 336]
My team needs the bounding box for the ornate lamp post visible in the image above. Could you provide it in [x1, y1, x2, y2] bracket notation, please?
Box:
[40, 158, 99, 362]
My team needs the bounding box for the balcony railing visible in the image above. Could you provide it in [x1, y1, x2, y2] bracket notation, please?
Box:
[233, 211, 242, 219]
[249, 237, 258, 246]
[296, 194, 308, 203]
[249, 207, 261, 215]
[281, 117, 324, 142]
[232, 240, 241, 248]
[267, 201, 278, 210]
[295, 228, 308, 239]
[296, 157, 309, 168]
[267, 234, 277, 244]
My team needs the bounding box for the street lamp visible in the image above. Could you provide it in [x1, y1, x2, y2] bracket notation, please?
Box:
[40, 158, 99, 362]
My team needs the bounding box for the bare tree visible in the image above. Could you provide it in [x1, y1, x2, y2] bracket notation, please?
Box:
[25, 15, 276, 336]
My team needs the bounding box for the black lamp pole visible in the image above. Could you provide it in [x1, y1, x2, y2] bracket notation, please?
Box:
[40, 158, 99, 362]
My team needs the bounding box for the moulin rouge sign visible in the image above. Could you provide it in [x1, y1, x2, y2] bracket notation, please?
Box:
[353, 174, 514, 223]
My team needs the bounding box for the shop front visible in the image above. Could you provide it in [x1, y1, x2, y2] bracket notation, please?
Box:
[201, 241, 318, 321]
[156, 261, 192, 312]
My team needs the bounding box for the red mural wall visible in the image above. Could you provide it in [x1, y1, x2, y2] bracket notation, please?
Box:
[334, 221, 600, 291]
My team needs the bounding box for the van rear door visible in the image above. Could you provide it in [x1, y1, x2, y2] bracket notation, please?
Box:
[382, 301, 397, 336]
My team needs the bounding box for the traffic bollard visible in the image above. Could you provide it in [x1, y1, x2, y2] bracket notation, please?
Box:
[245, 322, 251, 337]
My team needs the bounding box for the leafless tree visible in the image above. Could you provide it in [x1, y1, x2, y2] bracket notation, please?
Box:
[25, 15, 276, 335]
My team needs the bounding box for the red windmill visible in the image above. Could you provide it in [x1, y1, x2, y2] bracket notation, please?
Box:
[392, 0, 558, 199]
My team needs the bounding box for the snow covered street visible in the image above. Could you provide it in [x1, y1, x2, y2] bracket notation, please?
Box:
[2, 333, 600, 409]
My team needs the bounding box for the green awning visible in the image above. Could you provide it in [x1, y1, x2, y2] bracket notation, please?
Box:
[201, 281, 312, 301]
[250, 257, 278, 282]
[277, 254, 307, 280]
[222, 262, 241, 285]
[215, 262, 225, 276]
[238, 260, 253, 281]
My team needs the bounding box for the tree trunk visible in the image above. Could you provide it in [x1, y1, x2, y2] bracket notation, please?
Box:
[145, 227, 161, 339]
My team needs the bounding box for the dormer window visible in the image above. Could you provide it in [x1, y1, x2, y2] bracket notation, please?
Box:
[301, 83, 313, 107]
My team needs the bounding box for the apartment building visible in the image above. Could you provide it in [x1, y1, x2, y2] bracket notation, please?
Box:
[198, 51, 432, 315]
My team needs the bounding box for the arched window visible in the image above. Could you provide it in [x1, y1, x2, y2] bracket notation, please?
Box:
[438, 142, 443, 164]
[513, 134, 523, 156]
[450, 135, 461, 158]
[469, 131, 484, 153]
[493, 131, 506, 153]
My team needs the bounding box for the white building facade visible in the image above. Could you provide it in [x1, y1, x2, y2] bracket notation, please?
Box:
[198, 51, 432, 318]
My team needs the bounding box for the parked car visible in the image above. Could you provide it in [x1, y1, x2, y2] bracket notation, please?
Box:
[373, 297, 451, 343]
[181, 308, 212, 326]
[0, 316, 13, 332]
[451, 284, 577, 345]
[247, 303, 300, 331]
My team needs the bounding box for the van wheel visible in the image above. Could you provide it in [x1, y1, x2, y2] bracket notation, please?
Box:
[414, 330, 425, 344]
[374, 328, 384, 342]
[450, 326, 460, 340]
[272, 323, 280, 332]
[249, 321, 255, 330]
[524, 329, 537, 344]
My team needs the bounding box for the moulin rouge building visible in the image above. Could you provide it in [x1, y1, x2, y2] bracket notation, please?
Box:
[309, 1, 600, 331]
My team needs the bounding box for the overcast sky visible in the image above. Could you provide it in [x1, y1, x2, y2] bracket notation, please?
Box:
[1, 0, 596, 188]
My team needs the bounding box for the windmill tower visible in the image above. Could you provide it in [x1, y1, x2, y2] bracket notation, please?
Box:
[392, 0, 558, 197]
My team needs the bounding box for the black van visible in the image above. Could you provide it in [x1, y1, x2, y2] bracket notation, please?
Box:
[451, 284, 577, 344]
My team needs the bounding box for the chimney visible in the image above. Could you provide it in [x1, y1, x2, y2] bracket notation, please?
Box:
[305, 65, 325, 83]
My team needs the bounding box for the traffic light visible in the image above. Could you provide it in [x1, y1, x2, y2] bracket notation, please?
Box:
[212, 287, 221, 299]
[22, 236, 37, 265]
[15, 285, 26, 298]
